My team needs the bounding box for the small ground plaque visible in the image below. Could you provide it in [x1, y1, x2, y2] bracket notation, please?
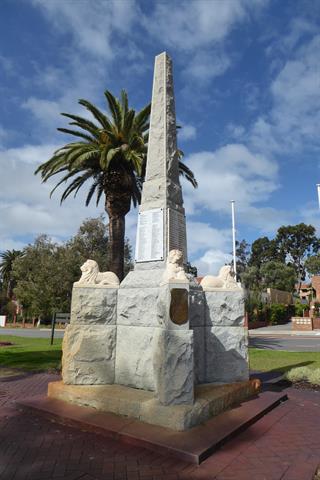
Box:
[170, 288, 188, 325]
[135, 208, 164, 262]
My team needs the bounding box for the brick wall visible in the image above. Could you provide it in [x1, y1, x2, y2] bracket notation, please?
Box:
[311, 276, 320, 299]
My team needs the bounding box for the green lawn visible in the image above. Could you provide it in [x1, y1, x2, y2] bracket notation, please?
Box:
[1, 335, 320, 375]
[249, 348, 320, 373]
[0, 335, 62, 372]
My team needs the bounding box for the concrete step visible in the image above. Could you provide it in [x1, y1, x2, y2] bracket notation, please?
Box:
[19, 390, 287, 465]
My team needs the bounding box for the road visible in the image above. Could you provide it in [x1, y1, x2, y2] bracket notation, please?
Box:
[0, 327, 64, 339]
[249, 334, 320, 351]
[1, 327, 319, 351]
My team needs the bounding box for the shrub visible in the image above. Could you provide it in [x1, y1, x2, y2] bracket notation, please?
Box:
[294, 302, 306, 317]
[308, 369, 320, 386]
[285, 366, 310, 382]
[269, 303, 287, 324]
[286, 367, 320, 385]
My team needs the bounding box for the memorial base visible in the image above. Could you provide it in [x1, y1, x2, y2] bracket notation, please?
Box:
[48, 379, 260, 431]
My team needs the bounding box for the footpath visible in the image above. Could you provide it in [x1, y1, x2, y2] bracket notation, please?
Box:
[249, 322, 320, 336]
[0, 371, 319, 480]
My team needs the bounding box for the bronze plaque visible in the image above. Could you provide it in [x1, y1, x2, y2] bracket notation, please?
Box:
[170, 288, 188, 325]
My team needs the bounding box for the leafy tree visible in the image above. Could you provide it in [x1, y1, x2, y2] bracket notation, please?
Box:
[260, 261, 296, 292]
[0, 249, 23, 298]
[305, 255, 320, 276]
[249, 237, 283, 268]
[234, 239, 250, 275]
[275, 223, 319, 283]
[12, 217, 132, 320]
[35, 90, 197, 280]
[240, 265, 260, 291]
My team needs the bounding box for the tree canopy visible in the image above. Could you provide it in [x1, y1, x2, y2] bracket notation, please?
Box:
[0, 216, 132, 321]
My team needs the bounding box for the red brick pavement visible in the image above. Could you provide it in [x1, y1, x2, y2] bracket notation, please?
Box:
[0, 372, 319, 480]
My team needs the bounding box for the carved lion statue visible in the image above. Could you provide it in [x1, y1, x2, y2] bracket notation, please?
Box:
[75, 259, 120, 287]
[161, 249, 188, 284]
[200, 265, 240, 290]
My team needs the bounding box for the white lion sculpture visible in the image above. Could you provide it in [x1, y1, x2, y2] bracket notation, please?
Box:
[75, 259, 120, 287]
[200, 265, 240, 290]
[161, 249, 188, 284]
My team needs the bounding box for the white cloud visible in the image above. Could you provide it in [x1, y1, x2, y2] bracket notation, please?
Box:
[183, 144, 278, 216]
[177, 122, 197, 141]
[194, 249, 233, 276]
[183, 50, 231, 82]
[250, 34, 320, 156]
[187, 221, 230, 256]
[32, 0, 138, 59]
[0, 144, 105, 249]
[145, 0, 261, 51]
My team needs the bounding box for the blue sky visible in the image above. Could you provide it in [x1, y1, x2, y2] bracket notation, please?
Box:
[1, 0, 320, 274]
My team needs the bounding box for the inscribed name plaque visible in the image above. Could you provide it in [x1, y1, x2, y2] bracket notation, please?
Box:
[135, 208, 164, 262]
[168, 208, 187, 261]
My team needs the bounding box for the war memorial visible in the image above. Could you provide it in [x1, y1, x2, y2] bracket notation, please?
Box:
[42, 52, 261, 435]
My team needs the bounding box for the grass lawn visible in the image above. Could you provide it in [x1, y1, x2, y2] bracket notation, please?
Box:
[249, 348, 320, 373]
[1, 335, 320, 375]
[0, 335, 62, 372]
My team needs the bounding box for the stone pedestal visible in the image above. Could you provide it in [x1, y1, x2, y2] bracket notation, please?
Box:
[62, 285, 118, 385]
[198, 289, 248, 383]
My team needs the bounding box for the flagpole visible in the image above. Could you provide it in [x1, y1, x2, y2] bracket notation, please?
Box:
[317, 184, 320, 209]
[231, 200, 237, 276]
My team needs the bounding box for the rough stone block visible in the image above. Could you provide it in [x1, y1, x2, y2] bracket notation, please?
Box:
[189, 286, 205, 327]
[71, 286, 117, 325]
[120, 268, 164, 288]
[205, 326, 249, 383]
[153, 329, 194, 405]
[204, 290, 245, 326]
[62, 325, 116, 385]
[115, 325, 158, 391]
[117, 288, 159, 327]
[192, 326, 206, 384]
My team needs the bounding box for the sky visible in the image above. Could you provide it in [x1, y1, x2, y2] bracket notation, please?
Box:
[0, 0, 320, 274]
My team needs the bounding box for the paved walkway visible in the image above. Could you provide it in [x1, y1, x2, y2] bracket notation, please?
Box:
[0, 372, 319, 480]
[249, 322, 320, 336]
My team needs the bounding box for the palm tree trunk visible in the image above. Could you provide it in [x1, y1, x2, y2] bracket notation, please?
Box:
[108, 213, 125, 281]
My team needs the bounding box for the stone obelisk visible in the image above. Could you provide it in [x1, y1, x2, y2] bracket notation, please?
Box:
[115, 53, 193, 401]
[135, 51, 187, 268]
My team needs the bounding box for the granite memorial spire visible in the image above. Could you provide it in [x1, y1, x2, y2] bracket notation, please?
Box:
[135, 52, 187, 265]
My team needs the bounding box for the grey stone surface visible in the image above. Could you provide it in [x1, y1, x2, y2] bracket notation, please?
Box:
[204, 290, 245, 326]
[70, 286, 117, 325]
[115, 325, 159, 391]
[117, 288, 159, 327]
[120, 268, 164, 287]
[204, 326, 249, 383]
[139, 52, 187, 262]
[153, 329, 194, 405]
[192, 326, 206, 384]
[189, 286, 205, 327]
[62, 325, 116, 385]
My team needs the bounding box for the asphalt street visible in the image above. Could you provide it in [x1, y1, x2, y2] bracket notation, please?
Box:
[249, 334, 320, 352]
[1, 327, 319, 351]
[0, 327, 64, 339]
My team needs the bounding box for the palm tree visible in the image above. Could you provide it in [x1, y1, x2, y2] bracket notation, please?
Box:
[0, 249, 23, 298]
[35, 90, 197, 280]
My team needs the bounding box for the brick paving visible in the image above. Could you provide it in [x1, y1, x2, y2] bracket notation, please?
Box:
[0, 372, 319, 480]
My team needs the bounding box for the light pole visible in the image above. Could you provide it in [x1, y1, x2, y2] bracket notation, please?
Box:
[231, 200, 237, 276]
[317, 184, 320, 209]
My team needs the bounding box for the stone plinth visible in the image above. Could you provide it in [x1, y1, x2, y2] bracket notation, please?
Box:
[48, 379, 260, 431]
[62, 285, 118, 385]
[71, 285, 118, 325]
[192, 289, 249, 384]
